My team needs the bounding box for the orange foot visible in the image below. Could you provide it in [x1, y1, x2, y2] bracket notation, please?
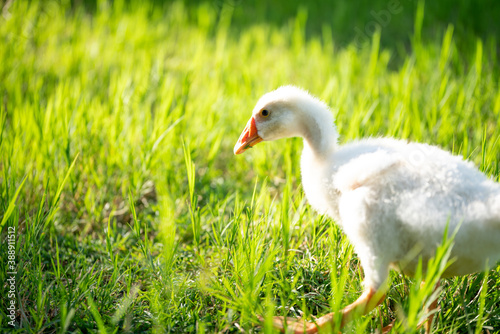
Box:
[380, 319, 395, 334]
[271, 316, 320, 334]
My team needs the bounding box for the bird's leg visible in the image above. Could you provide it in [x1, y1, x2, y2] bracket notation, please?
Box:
[271, 286, 385, 333]
[339, 287, 386, 326]
[419, 280, 440, 334]
[380, 320, 395, 334]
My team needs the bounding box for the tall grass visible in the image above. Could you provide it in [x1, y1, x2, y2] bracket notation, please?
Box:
[1, 0, 499, 333]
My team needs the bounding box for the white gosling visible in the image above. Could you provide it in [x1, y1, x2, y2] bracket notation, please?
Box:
[234, 86, 500, 333]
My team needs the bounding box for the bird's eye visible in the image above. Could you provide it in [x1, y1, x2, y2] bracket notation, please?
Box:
[261, 109, 270, 117]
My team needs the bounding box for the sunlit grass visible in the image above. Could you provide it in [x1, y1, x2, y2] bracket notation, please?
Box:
[1, 0, 499, 333]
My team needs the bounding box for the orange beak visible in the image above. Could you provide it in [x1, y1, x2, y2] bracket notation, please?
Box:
[234, 116, 263, 155]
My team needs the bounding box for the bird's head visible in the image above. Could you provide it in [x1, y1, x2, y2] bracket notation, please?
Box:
[234, 86, 331, 155]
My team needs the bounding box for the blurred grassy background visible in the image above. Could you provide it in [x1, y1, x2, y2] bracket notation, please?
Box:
[72, 0, 500, 42]
[71, 0, 500, 61]
[1, 0, 499, 333]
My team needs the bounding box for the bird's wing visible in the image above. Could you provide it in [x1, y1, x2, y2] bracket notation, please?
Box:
[334, 150, 404, 193]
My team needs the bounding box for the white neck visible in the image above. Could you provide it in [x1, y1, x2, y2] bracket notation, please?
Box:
[298, 103, 338, 159]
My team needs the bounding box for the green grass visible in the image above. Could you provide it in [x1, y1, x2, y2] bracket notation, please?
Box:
[1, 0, 500, 333]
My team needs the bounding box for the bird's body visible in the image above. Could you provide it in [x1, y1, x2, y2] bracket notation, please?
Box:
[302, 136, 500, 286]
[234, 86, 500, 333]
